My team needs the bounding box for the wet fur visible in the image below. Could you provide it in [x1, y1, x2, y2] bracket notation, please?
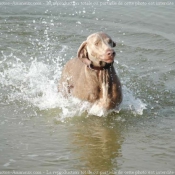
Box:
[58, 32, 122, 110]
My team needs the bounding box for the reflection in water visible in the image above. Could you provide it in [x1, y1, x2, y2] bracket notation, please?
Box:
[71, 116, 123, 172]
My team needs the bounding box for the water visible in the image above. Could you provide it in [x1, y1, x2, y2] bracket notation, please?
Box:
[0, 0, 175, 174]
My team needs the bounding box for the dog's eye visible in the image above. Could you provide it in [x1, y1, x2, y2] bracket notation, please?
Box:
[95, 41, 99, 46]
[106, 38, 112, 44]
[108, 39, 112, 44]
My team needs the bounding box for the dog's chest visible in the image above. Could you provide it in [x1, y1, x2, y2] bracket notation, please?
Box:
[98, 69, 112, 98]
[97, 69, 119, 108]
[73, 68, 119, 108]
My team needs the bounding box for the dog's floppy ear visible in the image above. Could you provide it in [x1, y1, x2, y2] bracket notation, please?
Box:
[77, 41, 91, 66]
[77, 41, 87, 58]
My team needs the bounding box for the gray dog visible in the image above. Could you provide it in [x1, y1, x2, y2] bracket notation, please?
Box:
[58, 32, 122, 111]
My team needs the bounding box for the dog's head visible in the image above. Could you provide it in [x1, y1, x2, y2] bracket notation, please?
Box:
[77, 32, 116, 67]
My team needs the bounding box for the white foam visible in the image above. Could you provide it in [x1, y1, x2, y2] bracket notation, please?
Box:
[0, 51, 147, 120]
[121, 85, 147, 115]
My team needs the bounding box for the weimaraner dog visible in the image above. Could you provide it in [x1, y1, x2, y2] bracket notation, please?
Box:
[58, 32, 122, 110]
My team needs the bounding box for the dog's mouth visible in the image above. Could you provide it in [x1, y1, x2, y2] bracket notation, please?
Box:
[100, 55, 115, 63]
[104, 57, 114, 63]
[100, 50, 115, 63]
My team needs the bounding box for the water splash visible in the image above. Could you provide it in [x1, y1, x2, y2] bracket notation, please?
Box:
[0, 51, 147, 120]
[122, 85, 147, 115]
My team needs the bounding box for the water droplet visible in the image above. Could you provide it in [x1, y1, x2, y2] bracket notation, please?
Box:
[76, 21, 81, 24]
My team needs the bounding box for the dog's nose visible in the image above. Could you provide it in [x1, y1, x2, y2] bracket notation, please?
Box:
[106, 49, 115, 57]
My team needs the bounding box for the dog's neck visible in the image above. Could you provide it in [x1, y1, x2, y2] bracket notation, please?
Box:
[88, 62, 113, 71]
[80, 57, 113, 71]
